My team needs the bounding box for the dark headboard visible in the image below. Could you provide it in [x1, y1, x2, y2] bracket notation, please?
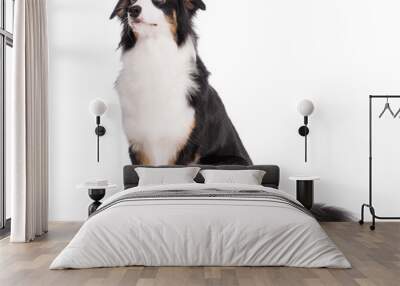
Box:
[123, 165, 280, 189]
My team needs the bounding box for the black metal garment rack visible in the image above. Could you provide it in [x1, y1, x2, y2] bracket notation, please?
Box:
[360, 95, 400, 231]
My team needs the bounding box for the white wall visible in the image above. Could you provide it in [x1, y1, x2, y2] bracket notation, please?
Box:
[48, 0, 400, 221]
[48, 0, 129, 220]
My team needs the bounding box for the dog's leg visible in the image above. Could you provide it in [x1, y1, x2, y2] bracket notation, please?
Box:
[175, 141, 199, 165]
[129, 146, 151, 165]
[129, 147, 140, 165]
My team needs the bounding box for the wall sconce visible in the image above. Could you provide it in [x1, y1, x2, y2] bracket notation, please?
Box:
[89, 99, 107, 162]
[297, 99, 315, 163]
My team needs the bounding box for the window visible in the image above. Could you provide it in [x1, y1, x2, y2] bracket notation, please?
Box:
[0, 0, 14, 234]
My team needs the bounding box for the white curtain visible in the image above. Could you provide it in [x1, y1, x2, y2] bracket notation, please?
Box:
[9, 0, 49, 243]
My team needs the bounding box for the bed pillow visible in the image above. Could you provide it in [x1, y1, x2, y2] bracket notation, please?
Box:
[200, 169, 266, 185]
[135, 167, 201, 186]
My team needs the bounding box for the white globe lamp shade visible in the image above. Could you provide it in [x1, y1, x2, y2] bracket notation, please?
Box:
[297, 100, 315, 117]
[89, 99, 107, 117]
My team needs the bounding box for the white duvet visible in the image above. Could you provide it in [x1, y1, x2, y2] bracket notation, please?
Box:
[50, 183, 351, 269]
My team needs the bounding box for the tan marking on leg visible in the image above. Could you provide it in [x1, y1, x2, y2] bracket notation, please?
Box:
[169, 119, 197, 165]
[130, 144, 152, 165]
[137, 150, 151, 165]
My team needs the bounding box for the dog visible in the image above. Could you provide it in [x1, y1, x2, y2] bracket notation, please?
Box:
[110, 0, 252, 166]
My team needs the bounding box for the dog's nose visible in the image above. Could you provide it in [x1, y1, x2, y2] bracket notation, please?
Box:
[128, 5, 142, 18]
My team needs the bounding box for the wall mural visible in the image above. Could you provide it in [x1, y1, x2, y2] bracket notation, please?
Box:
[110, 0, 252, 166]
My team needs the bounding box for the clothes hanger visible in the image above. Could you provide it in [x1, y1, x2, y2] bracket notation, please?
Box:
[379, 97, 395, 118]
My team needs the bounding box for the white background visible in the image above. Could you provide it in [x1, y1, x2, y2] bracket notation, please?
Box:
[48, 0, 400, 221]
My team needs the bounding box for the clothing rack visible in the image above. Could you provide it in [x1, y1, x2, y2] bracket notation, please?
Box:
[360, 95, 400, 231]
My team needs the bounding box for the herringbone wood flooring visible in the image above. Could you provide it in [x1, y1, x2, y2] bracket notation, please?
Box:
[0, 222, 399, 286]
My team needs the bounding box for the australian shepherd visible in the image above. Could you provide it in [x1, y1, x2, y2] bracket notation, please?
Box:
[110, 0, 252, 166]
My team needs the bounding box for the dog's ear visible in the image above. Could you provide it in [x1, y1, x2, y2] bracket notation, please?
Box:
[184, 0, 206, 13]
[110, 0, 130, 20]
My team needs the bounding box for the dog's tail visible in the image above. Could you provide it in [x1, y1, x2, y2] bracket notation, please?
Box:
[311, 204, 356, 222]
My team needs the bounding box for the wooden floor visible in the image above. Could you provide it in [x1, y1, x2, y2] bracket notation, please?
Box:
[0, 222, 399, 286]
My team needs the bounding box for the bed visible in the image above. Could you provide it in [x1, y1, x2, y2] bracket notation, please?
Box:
[50, 165, 350, 269]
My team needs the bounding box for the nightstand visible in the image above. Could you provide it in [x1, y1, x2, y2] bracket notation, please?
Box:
[77, 184, 117, 216]
[289, 176, 320, 210]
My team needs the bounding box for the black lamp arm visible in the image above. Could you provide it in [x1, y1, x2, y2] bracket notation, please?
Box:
[94, 116, 106, 162]
[298, 116, 310, 163]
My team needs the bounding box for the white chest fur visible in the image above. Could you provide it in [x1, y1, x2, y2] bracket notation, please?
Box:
[116, 36, 198, 165]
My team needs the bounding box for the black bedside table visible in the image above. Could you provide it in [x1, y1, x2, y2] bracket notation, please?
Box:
[77, 184, 117, 216]
[289, 177, 320, 210]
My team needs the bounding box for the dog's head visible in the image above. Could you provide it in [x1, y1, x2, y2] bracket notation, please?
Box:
[110, 0, 206, 50]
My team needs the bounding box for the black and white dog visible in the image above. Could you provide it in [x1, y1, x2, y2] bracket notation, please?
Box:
[110, 0, 252, 166]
